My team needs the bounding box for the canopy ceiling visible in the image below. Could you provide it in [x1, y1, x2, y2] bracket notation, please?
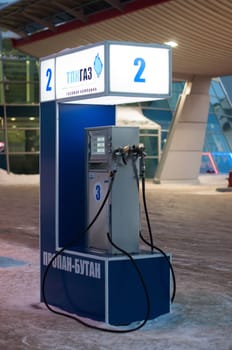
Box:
[0, 0, 232, 79]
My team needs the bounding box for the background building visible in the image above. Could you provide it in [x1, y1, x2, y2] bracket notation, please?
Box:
[0, 31, 39, 174]
[148, 79, 232, 177]
[0, 0, 232, 177]
[1, 33, 232, 176]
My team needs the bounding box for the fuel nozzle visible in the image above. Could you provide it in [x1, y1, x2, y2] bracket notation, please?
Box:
[113, 145, 130, 164]
[132, 143, 146, 158]
[132, 144, 146, 177]
[140, 154, 146, 178]
[113, 145, 130, 155]
[113, 143, 146, 166]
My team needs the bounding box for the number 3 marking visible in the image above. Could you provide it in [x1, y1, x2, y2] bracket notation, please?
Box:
[134, 57, 146, 83]
[95, 184, 101, 201]
[46, 68, 52, 91]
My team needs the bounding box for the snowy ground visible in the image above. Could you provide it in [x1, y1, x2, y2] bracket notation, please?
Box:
[0, 170, 231, 350]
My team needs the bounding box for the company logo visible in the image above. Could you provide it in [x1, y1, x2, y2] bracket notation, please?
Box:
[66, 53, 103, 85]
[94, 53, 103, 77]
[66, 67, 92, 84]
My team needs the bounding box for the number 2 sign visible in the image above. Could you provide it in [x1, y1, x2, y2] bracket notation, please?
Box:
[134, 57, 146, 83]
[109, 43, 170, 95]
[40, 58, 55, 101]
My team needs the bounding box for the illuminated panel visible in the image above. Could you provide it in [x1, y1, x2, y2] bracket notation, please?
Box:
[109, 43, 171, 96]
[40, 41, 172, 104]
[56, 45, 105, 100]
[40, 58, 55, 102]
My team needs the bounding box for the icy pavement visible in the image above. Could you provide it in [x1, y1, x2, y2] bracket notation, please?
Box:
[0, 172, 231, 349]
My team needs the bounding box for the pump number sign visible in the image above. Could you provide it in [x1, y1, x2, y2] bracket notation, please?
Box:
[40, 41, 171, 103]
[40, 58, 55, 102]
[109, 44, 170, 95]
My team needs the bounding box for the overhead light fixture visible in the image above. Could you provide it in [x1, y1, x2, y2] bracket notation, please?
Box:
[29, 117, 35, 121]
[164, 41, 178, 48]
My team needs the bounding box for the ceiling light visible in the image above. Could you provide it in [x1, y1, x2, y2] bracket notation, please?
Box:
[164, 41, 178, 48]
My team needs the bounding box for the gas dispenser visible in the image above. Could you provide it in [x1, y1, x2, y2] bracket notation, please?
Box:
[40, 41, 174, 332]
[86, 126, 140, 254]
[42, 123, 173, 330]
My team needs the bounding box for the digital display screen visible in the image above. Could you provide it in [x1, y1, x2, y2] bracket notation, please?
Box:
[92, 135, 105, 155]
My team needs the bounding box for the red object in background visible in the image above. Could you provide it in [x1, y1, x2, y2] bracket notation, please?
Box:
[228, 171, 232, 187]
[0, 141, 5, 152]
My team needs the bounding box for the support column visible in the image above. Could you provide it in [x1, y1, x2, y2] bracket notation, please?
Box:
[155, 76, 211, 183]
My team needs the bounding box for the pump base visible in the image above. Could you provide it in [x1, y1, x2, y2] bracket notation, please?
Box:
[41, 249, 171, 326]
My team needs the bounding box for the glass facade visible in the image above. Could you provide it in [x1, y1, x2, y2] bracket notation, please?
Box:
[0, 37, 39, 174]
[203, 78, 232, 173]
[139, 128, 160, 178]
[139, 80, 232, 176]
[138, 83, 182, 177]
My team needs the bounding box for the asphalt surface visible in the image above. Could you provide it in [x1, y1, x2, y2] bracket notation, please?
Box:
[0, 179, 231, 349]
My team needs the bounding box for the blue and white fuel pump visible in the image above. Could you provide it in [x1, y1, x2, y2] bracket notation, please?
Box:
[40, 41, 174, 331]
